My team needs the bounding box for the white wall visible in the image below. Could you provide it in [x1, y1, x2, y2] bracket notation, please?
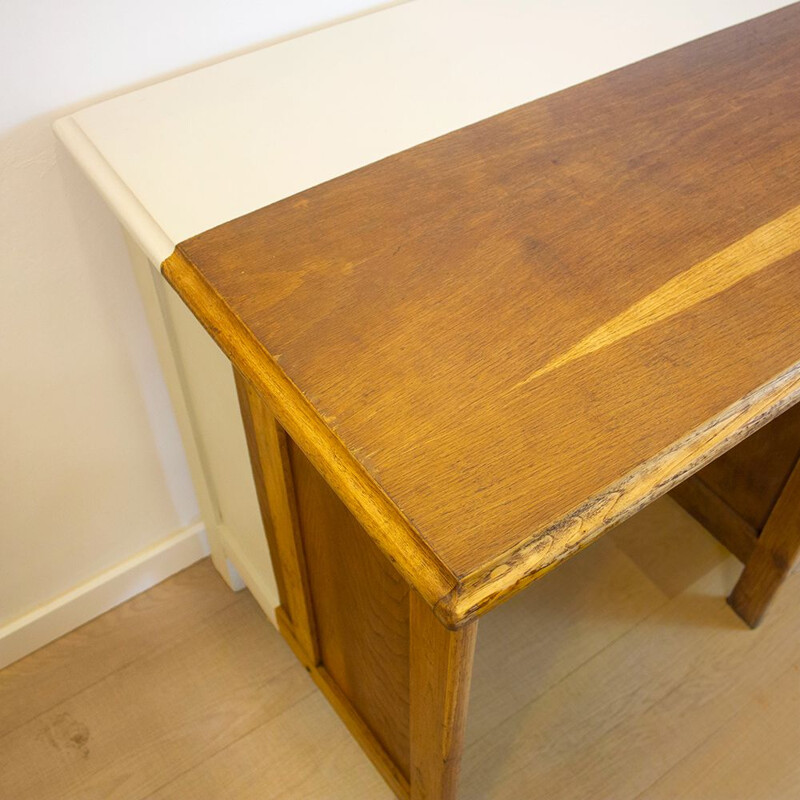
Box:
[0, 0, 384, 654]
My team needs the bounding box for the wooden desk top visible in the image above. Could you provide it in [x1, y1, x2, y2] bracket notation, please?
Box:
[54, 0, 799, 627]
[165, 4, 800, 625]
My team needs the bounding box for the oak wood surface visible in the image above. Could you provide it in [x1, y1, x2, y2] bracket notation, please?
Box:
[728, 453, 800, 626]
[235, 369, 413, 796]
[234, 369, 319, 661]
[409, 593, 476, 800]
[288, 440, 412, 779]
[164, 4, 800, 626]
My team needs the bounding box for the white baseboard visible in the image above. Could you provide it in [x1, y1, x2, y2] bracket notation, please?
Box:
[0, 522, 210, 670]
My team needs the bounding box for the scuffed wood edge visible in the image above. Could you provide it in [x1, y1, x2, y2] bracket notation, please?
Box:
[437, 364, 800, 627]
[162, 248, 458, 620]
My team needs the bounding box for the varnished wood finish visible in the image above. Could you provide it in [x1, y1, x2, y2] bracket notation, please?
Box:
[276, 607, 410, 800]
[236, 369, 472, 798]
[164, 6, 800, 627]
[165, 252, 457, 617]
[729, 455, 800, 627]
[288, 441, 412, 778]
[409, 592, 476, 800]
[236, 368, 411, 795]
[234, 369, 319, 662]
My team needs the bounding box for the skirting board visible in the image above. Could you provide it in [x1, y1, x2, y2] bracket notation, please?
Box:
[0, 522, 210, 670]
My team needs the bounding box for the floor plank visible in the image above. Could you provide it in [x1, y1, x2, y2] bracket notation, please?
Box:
[0, 593, 312, 800]
[0, 559, 239, 737]
[609, 496, 731, 598]
[467, 534, 669, 747]
[1, 498, 798, 799]
[461, 549, 800, 798]
[638, 660, 800, 800]
[146, 691, 393, 800]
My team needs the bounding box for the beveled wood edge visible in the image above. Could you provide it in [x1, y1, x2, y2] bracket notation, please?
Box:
[161, 248, 459, 617]
[438, 364, 800, 626]
[163, 247, 800, 630]
[276, 606, 411, 799]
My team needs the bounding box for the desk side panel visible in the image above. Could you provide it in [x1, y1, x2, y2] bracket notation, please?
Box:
[288, 441, 412, 779]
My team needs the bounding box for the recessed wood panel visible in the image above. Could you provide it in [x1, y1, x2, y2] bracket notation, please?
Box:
[287, 439, 411, 777]
[692, 402, 800, 532]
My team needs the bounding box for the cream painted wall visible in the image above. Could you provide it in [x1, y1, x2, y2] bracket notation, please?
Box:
[0, 0, 383, 630]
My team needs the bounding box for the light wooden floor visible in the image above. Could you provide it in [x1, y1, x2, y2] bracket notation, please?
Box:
[2, 497, 799, 799]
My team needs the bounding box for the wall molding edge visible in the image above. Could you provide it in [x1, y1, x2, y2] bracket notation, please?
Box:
[0, 521, 209, 670]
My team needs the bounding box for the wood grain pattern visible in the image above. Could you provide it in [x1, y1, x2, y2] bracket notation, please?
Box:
[729, 454, 800, 627]
[514, 204, 800, 387]
[164, 4, 800, 626]
[236, 368, 412, 796]
[686, 400, 800, 532]
[164, 249, 457, 617]
[409, 592, 476, 800]
[234, 369, 319, 661]
[442, 368, 800, 623]
[288, 441, 412, 779]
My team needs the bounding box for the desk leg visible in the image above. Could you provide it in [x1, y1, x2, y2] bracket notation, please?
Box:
[729, 456, 800, 627]
[410, 592, 476, 800]
[235, 368, 476, 799]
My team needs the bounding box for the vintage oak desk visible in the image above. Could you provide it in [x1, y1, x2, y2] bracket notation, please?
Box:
[57, 2, 800, 797]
